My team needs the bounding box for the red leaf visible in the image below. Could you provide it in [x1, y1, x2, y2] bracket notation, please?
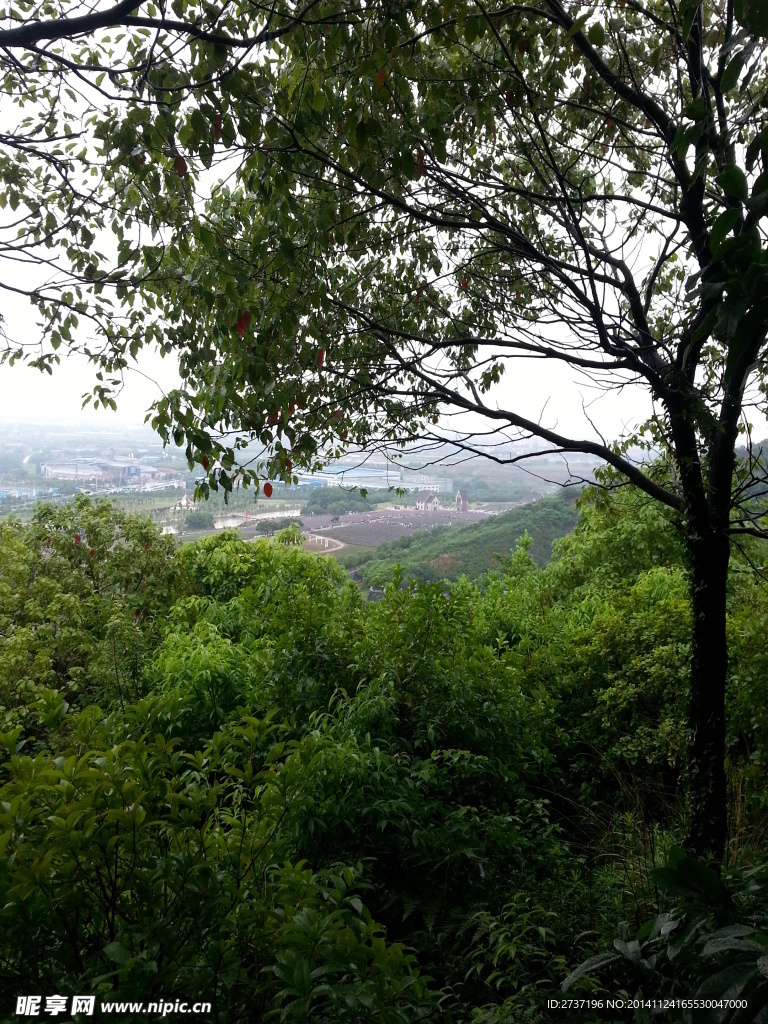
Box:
[317, 348, 325, 367]
[376, 68, 386, 90]
[263, 482, 273, 498]
[174, 154, 187, 178]
[214, 113, 223, 137]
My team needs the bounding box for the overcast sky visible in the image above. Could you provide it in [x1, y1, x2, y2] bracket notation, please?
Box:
[1, 284, 659, 440]
[3, 258, 765, 448]
[0, 339, 179, 426]
[5, 284, 768, 452]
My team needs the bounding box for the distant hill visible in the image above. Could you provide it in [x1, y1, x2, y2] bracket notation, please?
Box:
[339, 492, 580, 585]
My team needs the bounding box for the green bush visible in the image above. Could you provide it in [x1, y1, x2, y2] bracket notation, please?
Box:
[563, 849, 768, 1023]
[0, 496, 181, 747]
[0, 714, 434, 1022]
[1, 492, 767, 1023]
[185, 509, 215, 531]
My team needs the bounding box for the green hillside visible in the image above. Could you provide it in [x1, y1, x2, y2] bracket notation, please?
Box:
[339, 492, 579, 584]
[2, 490, 768, 1021]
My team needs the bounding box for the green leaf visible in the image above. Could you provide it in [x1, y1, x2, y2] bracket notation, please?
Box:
[681, 0, 697, 40]
[746, 171, 768, 218]
[221, 118, 236, 147]
[464, 15, 481, 45]
[652, 858, 732, 910]
[587, 22, 605, 45]
[690, 307, 718, 344]
[400, 150, 416, 179]
[720, 54, 744, 94]
[614, 938, 642, 964]
[561, 952, 620, 991]
[734, 0, 768, 36]
[710, 209, 740, 251]
[279, 237, 296, 264]
[199, 142, 213, 170]
[695, 962, 758, 999]
[715, 165, 749, 202]
[701, 935, 766, 957]
[566, 13, 589, 38]
[355, 119, 368, 148]
[104, 941, 130, 964]
[190, 108, 207, 138]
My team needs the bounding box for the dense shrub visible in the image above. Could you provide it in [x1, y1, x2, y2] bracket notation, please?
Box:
[1, 493, 767, 1022]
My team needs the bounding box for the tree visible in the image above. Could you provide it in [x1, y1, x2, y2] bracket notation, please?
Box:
[0, 0, 322, 393]
[185, 508, 215, 531]
[3, 0, 768, 862]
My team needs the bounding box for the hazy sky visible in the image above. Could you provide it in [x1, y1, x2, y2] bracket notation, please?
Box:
[4, 271, 764, 447]
[1, 284, 658, 439]
[0, 342, 179, 425]
[0, 330, 656, 440]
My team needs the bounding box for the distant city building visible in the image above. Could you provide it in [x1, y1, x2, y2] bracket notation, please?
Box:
[296, 467, 396, 489]
[401, 471, 453, 493]
[455, 489, 468, 512]
[294, 466, 453, 493]
[40, 463, 106, 481]
[40, 458, 178, 488]
[0, 487, 49, 500]
[416, 490, 440, 511]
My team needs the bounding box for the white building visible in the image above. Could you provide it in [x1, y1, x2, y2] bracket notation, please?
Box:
[415, 490, 440, 511]
[401, 472, 453, 493]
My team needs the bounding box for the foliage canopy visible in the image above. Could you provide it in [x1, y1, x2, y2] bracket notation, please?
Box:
[2, 496, 768, 1020]
[3, 0, 768, 859]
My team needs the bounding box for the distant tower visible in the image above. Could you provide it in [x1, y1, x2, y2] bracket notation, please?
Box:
[455, 489, 468, 512]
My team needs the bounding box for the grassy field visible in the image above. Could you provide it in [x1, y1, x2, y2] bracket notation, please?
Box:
[336, 492, 580, 584]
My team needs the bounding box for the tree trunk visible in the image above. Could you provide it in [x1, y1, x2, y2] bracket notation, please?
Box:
[686, 528, 730, 866]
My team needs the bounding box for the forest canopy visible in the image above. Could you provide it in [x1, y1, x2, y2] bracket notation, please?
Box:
[3, 0, 768, 862]
[1, 492, 768, 1021]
